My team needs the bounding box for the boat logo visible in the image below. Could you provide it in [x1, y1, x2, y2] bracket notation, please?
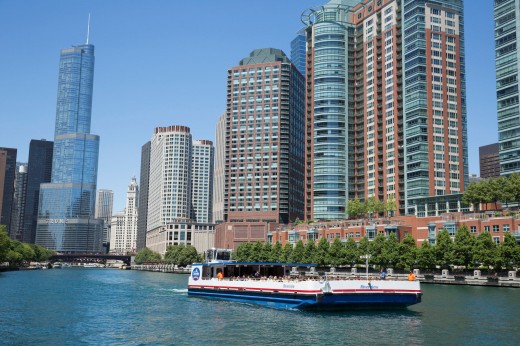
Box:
[360, 284, 378, 289]
[192, 267, 200, 281]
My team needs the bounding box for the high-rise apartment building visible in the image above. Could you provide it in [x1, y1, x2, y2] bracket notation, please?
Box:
[23, 139, 53, 243]
[0, 147, 17, 237]
[303, 0, 467, 219]
[495, 0, 520, 175]
[191, 140, 214, 223]
[95, 189, 114, 250]
[215, 48, 305, 249]
[110, 177, 138, 254]
[36, 41, 102, 253]
[480, 143, 500, 179]
[145, 126, 214, 255]
[136, 141, 151, 251]
[213, 113, 226, 224]
[10, 163, 28, 241]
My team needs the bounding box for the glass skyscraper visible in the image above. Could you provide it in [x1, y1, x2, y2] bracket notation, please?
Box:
[36, 43, 102, 253]
[495, 0, 520, 175]
[290, 29, 307, 76]
[23, 139, 53, 244]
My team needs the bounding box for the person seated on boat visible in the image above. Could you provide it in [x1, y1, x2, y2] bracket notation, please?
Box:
[380, 269, 387, 280]
[217, 270, 224, 281]
[254, 271, 260, 279]
[408, 271, 416, 281]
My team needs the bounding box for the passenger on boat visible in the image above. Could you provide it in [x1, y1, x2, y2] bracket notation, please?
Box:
[407, 271, 415, 281]
[217, 270, 224, 280]
[380, 269, 387, 280]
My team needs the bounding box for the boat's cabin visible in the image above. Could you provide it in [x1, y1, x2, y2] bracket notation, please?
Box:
[204, 248, 232, 263]
[198, 262, 315, 280]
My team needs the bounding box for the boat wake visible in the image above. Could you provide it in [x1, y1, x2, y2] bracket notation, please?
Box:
[168, 288, 188, 294]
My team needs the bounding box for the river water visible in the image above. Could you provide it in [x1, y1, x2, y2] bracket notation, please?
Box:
[1, 268, 519, 345]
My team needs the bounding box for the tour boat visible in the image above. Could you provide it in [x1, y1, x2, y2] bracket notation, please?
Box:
[187, 249, 422, 310]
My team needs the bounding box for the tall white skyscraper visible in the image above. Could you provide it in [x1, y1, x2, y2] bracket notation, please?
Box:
[110, 177, 138, 254]
[145, 125, 215, 255]
[192, 140, 214, 223]
[212, 113, 226, 224]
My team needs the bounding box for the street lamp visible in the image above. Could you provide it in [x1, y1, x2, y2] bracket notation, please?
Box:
[360, 254, 372, 281]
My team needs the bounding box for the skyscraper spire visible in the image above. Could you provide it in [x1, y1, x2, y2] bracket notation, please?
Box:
[86, 13, 91, 44]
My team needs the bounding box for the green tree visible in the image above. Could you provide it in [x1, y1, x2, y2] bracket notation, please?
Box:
[357, 237, 370, 265]
[9, 240, 35, 264]
[382, 233, 401, 269]
[0, 226, 10, 263]
[473, 231, 497, 269]
[251, 241, 263, 262]
[375, 199, 386, 217]
[509, 173, 520, 205]
[487, 178, 502, 210]
[462, 182, 482, 211]
[386, 197, 397, 217]
[451, 224, 476, 268]
[499, 233, 520, 269]
[344, 237, 359, 266]
[134, 247, 162, 264]
[347, 198, 364, 219]
[303, 240, 317, 264]
[6, 250, 23, 266]
[282, 242, 293, 262]
[368, 234, 386, 267]
[417, 240, 436, 270]
[164, 245, 184, 264]
[234, 242, 253, 262]
[289, 240, 305, 263]
[329, 238, 344, 267]
[270, 241, 283, 262]
[497, 176, 515, 208]
[315, 237, 330, 266]
[259, 242, 272, 262]
[30, 244, 54, 262]
[365, 196, 378, 218]
[397, 234, 417, 270]
[435, 229, 453, 269]
[177, 245, 199, 267]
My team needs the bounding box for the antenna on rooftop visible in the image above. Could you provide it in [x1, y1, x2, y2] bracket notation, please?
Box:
[86, 13, 91, 44]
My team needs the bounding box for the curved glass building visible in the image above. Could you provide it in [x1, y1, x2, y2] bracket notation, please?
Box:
[36, 43, 102, 253]
[304, 0, 358, 221]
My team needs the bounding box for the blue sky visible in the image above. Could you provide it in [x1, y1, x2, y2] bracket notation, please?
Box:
[0, 0, 496, 210]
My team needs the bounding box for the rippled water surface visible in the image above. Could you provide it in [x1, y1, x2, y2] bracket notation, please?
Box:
[1, 268, 519, 345]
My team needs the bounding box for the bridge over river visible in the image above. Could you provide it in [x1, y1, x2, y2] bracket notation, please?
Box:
[49, 254, 133, 266]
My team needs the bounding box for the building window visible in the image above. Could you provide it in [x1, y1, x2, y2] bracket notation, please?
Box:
[493, 225, 499, 233]
[493, 237, 500, 244]
[484, 226, 490, 232]
[503, 224, 510, 232]
[470, 226, 477, 234]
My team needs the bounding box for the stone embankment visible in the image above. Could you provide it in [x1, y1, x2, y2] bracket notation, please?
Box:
[131, 264, 191, 274]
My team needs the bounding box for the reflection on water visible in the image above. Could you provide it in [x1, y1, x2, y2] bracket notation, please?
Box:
[1, 269, 519, 345]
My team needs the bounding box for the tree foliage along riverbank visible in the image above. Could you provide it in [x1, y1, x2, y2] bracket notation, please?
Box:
[234, 225, 520, 271]
[134, 244, 202, 267]
[0, 226, 55, 266]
